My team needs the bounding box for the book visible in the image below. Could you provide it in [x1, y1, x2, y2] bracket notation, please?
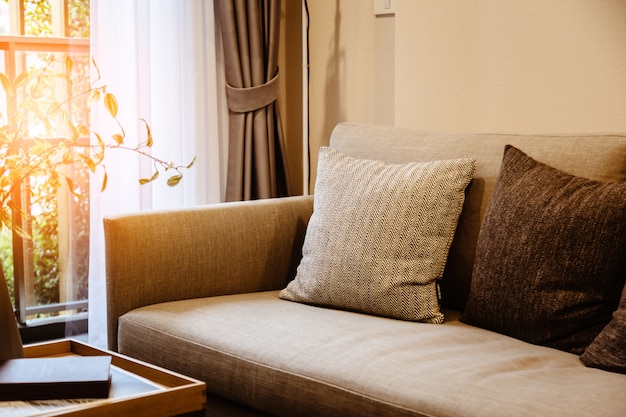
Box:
[0, 356, 112, 401]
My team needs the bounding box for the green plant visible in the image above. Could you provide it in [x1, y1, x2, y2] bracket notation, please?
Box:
[0, 55, 195, 237]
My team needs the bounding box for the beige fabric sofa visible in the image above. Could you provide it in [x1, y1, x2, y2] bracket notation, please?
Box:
[105, 123, 626, 417]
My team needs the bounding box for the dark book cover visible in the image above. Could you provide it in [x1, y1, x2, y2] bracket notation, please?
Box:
[0, 355, 112, 400]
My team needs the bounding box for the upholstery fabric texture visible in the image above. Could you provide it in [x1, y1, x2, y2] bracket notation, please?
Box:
[581, 284, 626, 373]
[329, 124, 626, 311]
[280, 147, 475, 323]
[106, 124, 626, 417]
[462, 145, 626, 354]
[104, 196, 313, 351]
[118, 291, 626, 417]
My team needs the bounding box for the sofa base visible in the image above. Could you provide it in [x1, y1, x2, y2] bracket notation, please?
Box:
[118, 291, 626, 417]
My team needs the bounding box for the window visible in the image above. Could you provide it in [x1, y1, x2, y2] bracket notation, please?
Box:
[0, 0, 90, 341]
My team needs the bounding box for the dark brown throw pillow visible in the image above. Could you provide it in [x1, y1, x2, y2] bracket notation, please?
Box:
[581, 284, 626, 373]
[461, 145, 626, 354]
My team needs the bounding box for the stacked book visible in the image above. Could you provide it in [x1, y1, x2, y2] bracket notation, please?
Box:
[0, 356, 112, 401]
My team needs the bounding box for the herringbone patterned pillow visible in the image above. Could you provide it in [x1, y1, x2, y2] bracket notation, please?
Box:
[280, 147, 475, 323]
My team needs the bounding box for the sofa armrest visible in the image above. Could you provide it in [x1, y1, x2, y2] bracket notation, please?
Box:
[105, 195, 314, 351]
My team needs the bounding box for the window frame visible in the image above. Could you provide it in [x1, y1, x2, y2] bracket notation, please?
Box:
[1, 0, 90, 342]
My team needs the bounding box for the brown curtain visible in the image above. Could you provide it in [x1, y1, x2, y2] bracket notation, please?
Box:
[217, 0, 290, 201]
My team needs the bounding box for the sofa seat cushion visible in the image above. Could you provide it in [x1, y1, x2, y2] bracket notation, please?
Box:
[118, 291, 626, 417]
[582, 284, 626, 373]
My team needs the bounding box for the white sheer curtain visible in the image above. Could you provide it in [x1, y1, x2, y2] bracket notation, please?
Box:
[88, 0, 228, 348]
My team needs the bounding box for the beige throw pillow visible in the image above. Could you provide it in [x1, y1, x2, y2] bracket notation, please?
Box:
[280, 147, 475, 323]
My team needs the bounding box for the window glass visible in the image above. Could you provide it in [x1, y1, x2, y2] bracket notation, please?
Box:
[0, 1, 90, 335]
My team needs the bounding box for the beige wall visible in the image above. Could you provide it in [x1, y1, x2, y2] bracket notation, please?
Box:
[307, 0, 381, 191]
[395, 0, 626, 134]
[306, 0, 626, 190]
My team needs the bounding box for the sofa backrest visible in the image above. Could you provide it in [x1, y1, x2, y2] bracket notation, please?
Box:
[329, 123, 626, 310]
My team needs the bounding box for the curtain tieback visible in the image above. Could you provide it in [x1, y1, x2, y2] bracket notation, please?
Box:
[226, 72, 280, 113]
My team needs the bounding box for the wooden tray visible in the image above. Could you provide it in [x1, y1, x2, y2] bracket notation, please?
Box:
[0, 339, 205, 417]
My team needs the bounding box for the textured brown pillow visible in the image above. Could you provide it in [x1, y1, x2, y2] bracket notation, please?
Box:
[280, 147, 475, 323]
[581, 284, 626, 373]
[461, 145, 626, 354]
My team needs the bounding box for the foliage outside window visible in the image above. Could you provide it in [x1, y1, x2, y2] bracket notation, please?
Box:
[1, 1, 192, 330]
[0, 0, 90, 323]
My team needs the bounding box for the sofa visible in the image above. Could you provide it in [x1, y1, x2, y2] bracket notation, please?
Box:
[105, 123, 626, 417]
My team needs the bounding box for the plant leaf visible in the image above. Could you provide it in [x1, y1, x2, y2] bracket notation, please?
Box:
[77, 152, 97, 173]
[48, 101, 60, 114]
[186, 156, 196, 169]
[101, 167, 108, 192]
[77, 124, 89, 136]
[0, 208, 12, 231]
[140, 118, 152, 147]
[92, 57, 101, 80]
[14, 71, 29, 89]
[62, 151, 73, 164]
[0, 73, 13, 97]
[94, 131, 105, 148]
[7, 199, 27, 219]
[12, 223, 31, 240]
[31, 139, 52, 156]
[65, 55, 73, 75]
[167, 174, 183, 187]
[112, 133, 124, 145]
[67, 121, 79, 141]
[63, 176, 82, 198]
[139, 170, 159, 185]
[92, 132, 105, 163]
[88, 89, 101, 105]
[104, 93, 118, 118]
[54, 107, 69, 125]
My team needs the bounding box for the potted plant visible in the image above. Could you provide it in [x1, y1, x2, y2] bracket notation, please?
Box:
[0, 56, 194, 360]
